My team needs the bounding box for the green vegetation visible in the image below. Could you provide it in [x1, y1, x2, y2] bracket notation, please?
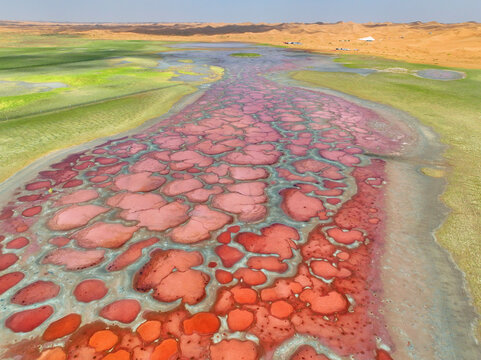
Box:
[229, 52, 262, 57]
[0, 33, 223, 182]
[291, 55, 481, 338]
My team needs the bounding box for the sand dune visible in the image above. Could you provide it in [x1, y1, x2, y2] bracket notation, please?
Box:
[0, 20, 480, 68]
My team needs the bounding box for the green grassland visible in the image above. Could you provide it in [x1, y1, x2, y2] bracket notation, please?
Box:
[230, 52, 262, 57]
[0, 34, 223, 181]
[291, 55, 481, 337]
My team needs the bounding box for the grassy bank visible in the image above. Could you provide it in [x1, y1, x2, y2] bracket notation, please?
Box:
[291, 55, 481, 337]
[0, 34, 223, 182]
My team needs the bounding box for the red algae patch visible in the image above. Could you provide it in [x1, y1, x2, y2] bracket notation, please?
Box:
[0, 272, 25, 295]
[11, 280, 60, 305]
[210, 339, 258, 360]
[215, 245, 245, 267]
[100, 299, 141, 323]
[183, 313, 220, 335]
[291, 345, 329, 360]
[22, 205, 42, 217]
[106, 237, 158, 271]
[73, 222, 138, 249]
[0, 253, 19, 270]
[6, 237, 29, 249]
[42, 314, 82, 341]
[6, 306, 53, 332]
[74, 279, 108, 302]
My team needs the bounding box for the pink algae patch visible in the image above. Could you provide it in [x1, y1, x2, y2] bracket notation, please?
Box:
[280, 188, 324, 222]
[100, 299, 141, 323]
[327, 227, 364, 245]
[74, 279, 108, 302]
[212, 192, 267, 222]
[171, 205, 232, 244]
[107, 192, 167, 213]
[227, 182, 266, 196]
[123, 201, 189, 232]
[130, 157, 166, 173]
[185, 186, 223, 203]
[0, 272, 25, 295]
[6, 306, 54, 332]
[11, 280, 60, 305]
[134, 249, 208, 304]
[73, 222, 138, 249]
[162, 178, 203, 196]
[210, 339, 258, 360]
[152, 269, 210, 304]
[112, 172, 165, 192]
[229, 166, 268, 180]
[42, 248, 105, 270]
[107, 237, 158, 271]
[299, 290, 348, 315]
[6, 237, 29, 249]
[48, 204, 109, 231]
[236, 223, 299, 259]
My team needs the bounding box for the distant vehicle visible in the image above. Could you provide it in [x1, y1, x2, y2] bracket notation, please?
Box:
[359, 36, 375, 42]
[284, 41, 302, 45]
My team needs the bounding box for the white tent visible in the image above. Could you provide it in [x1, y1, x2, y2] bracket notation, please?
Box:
[359, 36, 375, 41]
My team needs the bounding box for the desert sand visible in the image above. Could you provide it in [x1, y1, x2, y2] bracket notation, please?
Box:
[0, 20, 480, 68]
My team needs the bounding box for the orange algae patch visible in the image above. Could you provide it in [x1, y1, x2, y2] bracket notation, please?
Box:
[151, 338, 178, 360]
[270, 300, 294, 319]
[88, 329, 118, 351]
[42, 313, 81, 341]
[37, 347, 67, 360]
[227, 309, 254, 331]
[183, 313, 220, 335]
[231, 287, 257, 304]
[376, 349, 394, 360]
[137, 320, 161, 343]
[103, 349, 130, 360]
